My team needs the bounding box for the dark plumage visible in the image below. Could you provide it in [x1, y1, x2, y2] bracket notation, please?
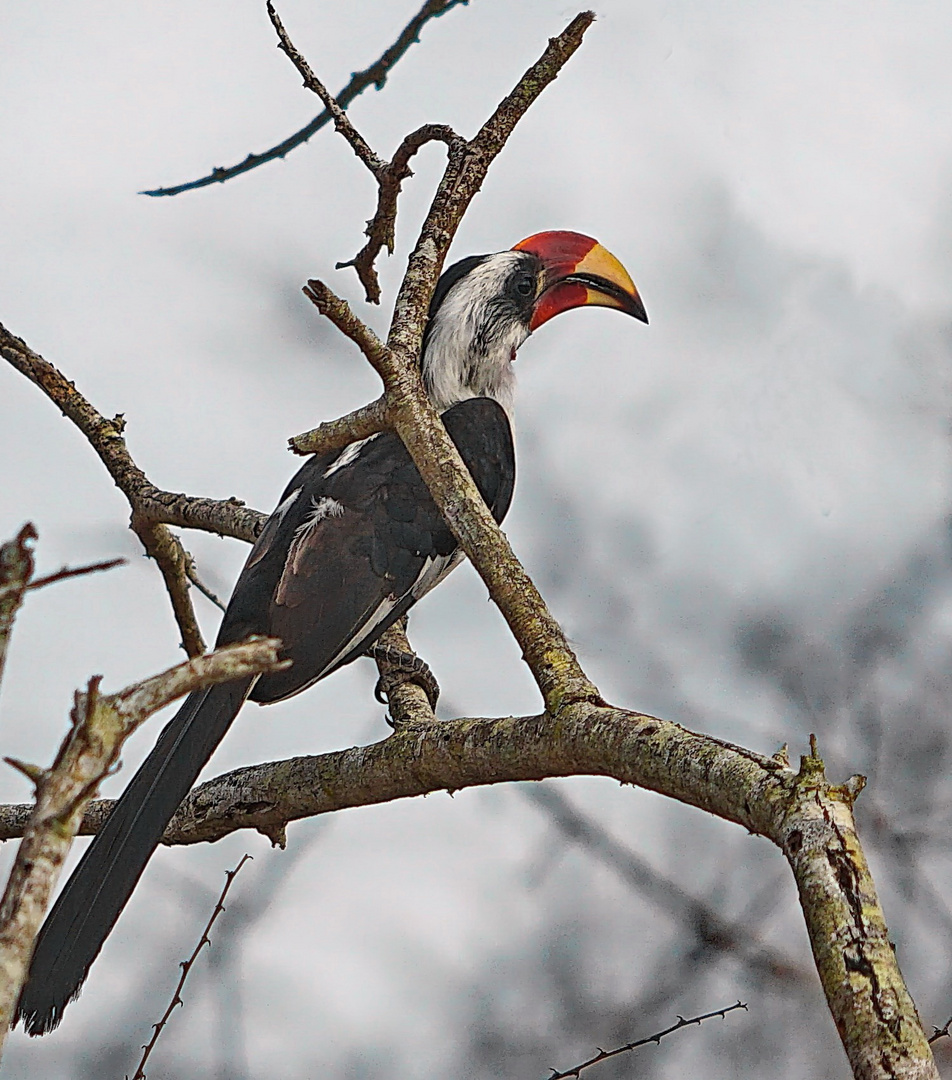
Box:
[18, 230, 645, 1036]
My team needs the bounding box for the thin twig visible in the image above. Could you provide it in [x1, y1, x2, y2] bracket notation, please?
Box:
[183, 553, 227, 613]
[135, 519, 206, 656]
[302, 281, 392, 378]
[0, 324, 266, 545]
[0, 526, 36, 692]
[141, 0, 469, 198]
[545, 1001, 748, 1080]
[26, 558, 125, 592]
[0, 324, 265, 654]
[131, 855, 252, 1080]
[267, 1, 387, 176]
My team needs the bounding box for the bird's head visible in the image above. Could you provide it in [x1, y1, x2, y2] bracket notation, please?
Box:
[421, 230, 647, 416]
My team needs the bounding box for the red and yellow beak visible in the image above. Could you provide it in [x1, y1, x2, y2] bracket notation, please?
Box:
[513, 231, 647, 332]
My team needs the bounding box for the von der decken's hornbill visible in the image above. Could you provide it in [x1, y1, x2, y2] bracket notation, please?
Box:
[17, 231, 646, 1035]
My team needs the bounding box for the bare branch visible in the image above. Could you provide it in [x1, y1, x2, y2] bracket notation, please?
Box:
[26, 557, 125, 592]
[141, 0, 469, 198]
[0, 704, 936, 1073]
[135, 520, 206, 656]
[303, 12, 602, 714]
[0, 639, 285, 1054]
[929, 1015, 952, 1044]
[267, 1, 387, 176]
[288, 395, 389, 456]
[0, 324, 267, 544]
[131, 854, 252, 1080]
[338, 124, 465, 303]
[0, 525, 36, 692]
[183, 552, 227, 612]
[302, 280, 392, 378]
[546, 1001, 748, 1080]
[0, 323, 266, 654]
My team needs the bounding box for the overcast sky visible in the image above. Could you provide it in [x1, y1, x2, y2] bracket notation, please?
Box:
[2, 3, 952, 1077]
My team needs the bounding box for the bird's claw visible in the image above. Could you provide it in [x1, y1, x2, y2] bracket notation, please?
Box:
[366, 643, 440, 711]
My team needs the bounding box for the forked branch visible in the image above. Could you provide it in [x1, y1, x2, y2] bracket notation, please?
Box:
[0, 639, 286, 1055]
[142, 0, 470, 198]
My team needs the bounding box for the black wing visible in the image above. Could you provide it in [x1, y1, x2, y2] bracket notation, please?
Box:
[216, 397, 515, 705]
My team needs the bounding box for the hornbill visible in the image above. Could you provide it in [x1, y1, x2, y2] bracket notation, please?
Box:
[17, 230, 646, 1035]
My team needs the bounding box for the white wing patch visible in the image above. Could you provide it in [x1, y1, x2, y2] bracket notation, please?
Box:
[315, 595, 400, 681]
[315, 552, 464, 680]
[274, 488, 302, 520]
[295, 496, 345, 537]
[284, 496, 346, 580]
[411, 552, 463, 601]
[246, 487, 302, 569]
[323, 434, 380, 478]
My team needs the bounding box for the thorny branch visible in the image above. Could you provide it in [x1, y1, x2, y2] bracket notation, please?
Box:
[131, 854, 252, 1080]
[141, 0, 470, 198]
[546, 1001, 748, 1080]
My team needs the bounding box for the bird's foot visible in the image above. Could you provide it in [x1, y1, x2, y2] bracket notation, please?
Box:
[365, 643, 440, 712]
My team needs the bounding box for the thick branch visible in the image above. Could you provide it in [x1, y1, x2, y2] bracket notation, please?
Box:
[142, 0, 469, 198]
[0, 707, 934, 1076]
[0, 638, 286, 1056]
[325, 12, 601, 713]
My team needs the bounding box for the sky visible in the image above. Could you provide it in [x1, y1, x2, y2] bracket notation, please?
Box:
[2, 2, 952, 1077]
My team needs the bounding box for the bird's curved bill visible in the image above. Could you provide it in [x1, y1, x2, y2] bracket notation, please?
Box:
[513, 230, 648, 331]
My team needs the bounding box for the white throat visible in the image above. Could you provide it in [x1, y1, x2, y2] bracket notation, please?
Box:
[421, 252, 531, 419]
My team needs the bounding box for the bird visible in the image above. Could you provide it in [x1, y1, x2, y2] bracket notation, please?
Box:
[17, 230, 646, 1035]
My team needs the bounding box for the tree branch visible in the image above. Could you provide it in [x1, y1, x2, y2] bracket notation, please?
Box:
[131, 854, 252, 1080]
[0, 639, 286, 1056]
[0, 324, 267, 655]
[288, 395, 389, 456]
[141, 0, 469, 198]
[267, 1, 388, 176]
[546, 1000, 748, 1080]
[0, 710, 936, 1075]
[26, 557, 125, 593]
[0, 526, 36, 694]
[337, 124, 466, 303]
[300, 12, 602, 715]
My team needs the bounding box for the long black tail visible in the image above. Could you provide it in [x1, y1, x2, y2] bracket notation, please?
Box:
[16, 676, 253, 1036]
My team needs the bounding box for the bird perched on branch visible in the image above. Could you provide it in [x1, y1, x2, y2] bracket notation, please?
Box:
[17, 230, 646, 1035]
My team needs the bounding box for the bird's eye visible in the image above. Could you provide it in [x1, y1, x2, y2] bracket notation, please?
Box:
[515, 273, 535, 297]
